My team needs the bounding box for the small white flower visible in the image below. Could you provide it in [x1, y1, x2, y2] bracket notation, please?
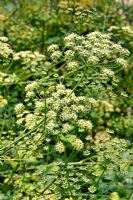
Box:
[47, 111, 57, 119]
[62, 123, 73, 133]
[116, 58, 128, 68]
[0, 36, 8, 42]
[15, 103, 25, 114]
[55, 142, 65, 153]
[50, 51, 62, 60]
[25, 114, 36, 130]
[0, 96, 8, 108]
[102, 69, 114, 77]
[64, 50, 75, 59]
[88, 56, 99, 64]
[73, 138, 84, 150]
[26, 91, 35, 98]
[88, 186, 96, 193]
[47, 44, 59, 52]
[67, 61, 79, 70]
[64, 33, 78, 43]
[25, 81, 39, 91]
[56, 84, 66, 90]
[46, 120, 56, 131]
[78, 119, 93, 130]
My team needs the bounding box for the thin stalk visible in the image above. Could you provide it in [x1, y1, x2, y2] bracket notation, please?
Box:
[96, 166, 107, 187]
[127, 190, 133, 200]
[0, 117, 45, 155]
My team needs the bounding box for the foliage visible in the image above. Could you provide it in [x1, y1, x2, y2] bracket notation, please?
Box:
[0, 0, 133, 199]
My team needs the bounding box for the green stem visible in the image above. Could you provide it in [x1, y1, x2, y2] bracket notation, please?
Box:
[96, 166, 107, 187]
[127, 190, 133, 200]
[0, 117, 45, 156]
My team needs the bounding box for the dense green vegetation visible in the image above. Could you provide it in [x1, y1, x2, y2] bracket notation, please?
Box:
[0, 0, 133, 199]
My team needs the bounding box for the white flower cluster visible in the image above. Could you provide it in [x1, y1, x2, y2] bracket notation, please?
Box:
[110, 192, 120, 200]
[47, 44, 59, 52]
[0, 71, 7, 83]
[15, 83, 93, 150]
[116, 57, 128, 68]
[0, 37, 13, 59]
[101, 69, 114, 77]
[88, 98, 98, 107]
[25, 81, 39, 92]
[15, 103, 25, 114]
[35, 101, 44, 110]
[13, 50, 46, 72]
[0, 95, 8, 108]
[73, 138, 84, 150]
[67, 135, 84, 150]
[122, 25, 133, 34]
[88, 186, 96, 193]
[13, 32, 130, 167]
[0, 36, 8, 43]
[25, 114, 37, 130]
[62, 123, 73, 133]
[55, 142, 65, 153]
[48, 31, 129, 73]
[101, 100, 114, 112]
[50, 51, 62, 61]
[78, 119, 93, 130]
[93, 137, 132, 173]
[0, 71, 18, 84]
[48, 44, 62, 61]
[26, 91, 35, 98]
[67, 61, 79, 70]
[64, 50, 75, 60]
